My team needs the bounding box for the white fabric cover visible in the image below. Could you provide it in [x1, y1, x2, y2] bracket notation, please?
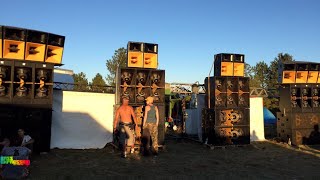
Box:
[51, 90, 115, 149]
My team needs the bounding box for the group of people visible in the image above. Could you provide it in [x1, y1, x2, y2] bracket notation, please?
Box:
[114, 96, 159, 158]
[0, 128, 35, 154]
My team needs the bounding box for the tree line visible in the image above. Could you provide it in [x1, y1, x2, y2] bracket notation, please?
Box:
[72, 47, 127, 93]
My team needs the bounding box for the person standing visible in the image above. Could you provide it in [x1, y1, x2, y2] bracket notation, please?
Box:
[114, 96, 138, 158]
[143, 96, 159, 155]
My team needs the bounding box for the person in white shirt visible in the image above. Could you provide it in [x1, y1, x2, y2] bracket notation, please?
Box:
[17, 129, 34, 150]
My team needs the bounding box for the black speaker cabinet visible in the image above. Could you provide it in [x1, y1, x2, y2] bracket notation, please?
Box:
[204, 77, 227, 108]
[238, 77, 250, 107]
[25, 30, 48, 62]
[278, 127, 319, 145]
[33, 63, 54, 105]
[214, 108, 250, 127]
[204, 76, 250, 108]
[117, 68, 136, 104]
[202, 108, 250, 145]
[135, 69, 151, 103]
[214, 53, 245, 77]
[276, 112, 320, 129]
[214, 126, 250, 145]
[3, 26, 26, 60]
[279, 63, 296, 84]
[202, 108, 215, 128]
[279, 62, 320, 84]
[201, 108, 215, 142]
[12, 61, 34, 104]
[312, 85, 320, 112]
[307, 63, 319, 83]
[0, 60, 54, 107]
[279, 85, 300, 113]
[45, 33, 65, 64]
[203, 125, 250, 145]
[226, 77, 239, 108]
[150, 69, 165, 103]
[143, 43, 158, 69]
[279, 84, 319, 113]
[116, 68, 165, 105]
[0, 60, 13, 103]
[301, 85, 313, 112]
[127, 42, 144, 68]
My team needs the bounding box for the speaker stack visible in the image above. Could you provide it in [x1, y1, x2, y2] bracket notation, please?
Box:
[0, 25, 65, 153]
[116, 41, 165, 145]
[202, 53, 250, 146]
[277, 62, 320, 145]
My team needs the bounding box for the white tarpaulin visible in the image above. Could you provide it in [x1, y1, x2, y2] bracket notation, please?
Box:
[249, 97, 265, 141]
[51, 90, 115, 149]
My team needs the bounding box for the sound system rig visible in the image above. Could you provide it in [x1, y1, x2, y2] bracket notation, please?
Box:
[0, 25, 65, 153]
[202, 53, 250, 146]
[115, 41, 166, 146]
[277, 61, 320, 145]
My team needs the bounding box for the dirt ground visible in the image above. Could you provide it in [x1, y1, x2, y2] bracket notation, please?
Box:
[26, 137, 320, 180]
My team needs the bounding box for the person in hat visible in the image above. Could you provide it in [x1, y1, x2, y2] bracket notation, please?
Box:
[143, 96, 159, 155]
[114, 96, 138, 158]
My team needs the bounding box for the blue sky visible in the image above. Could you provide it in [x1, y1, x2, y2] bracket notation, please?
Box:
[1, 0, 319, 84]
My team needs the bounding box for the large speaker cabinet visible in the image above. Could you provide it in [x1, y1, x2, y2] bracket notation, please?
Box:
[0, 25, 65, 65]
[0, 59, 54, 107]
[127, 42, 158, 69]
[116, 68, 165, 105]
[202, 108, 250, 145]
[204, 76, 250, 108]
[214, 53, 245, 77]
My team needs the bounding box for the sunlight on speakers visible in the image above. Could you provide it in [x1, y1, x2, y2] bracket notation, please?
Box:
[282, 71, 296, 83]
[45, 45, 63, 64]
[221, 62, 233, 76]
[307, 71, 319, 83]
[233, 63, 244, 76]
[143, 53, 158, 68]
[3, 40, 25, 60]
[25, 43, 45, 62]
[127, 52, 143, 68]
[296, 71, 308, 83]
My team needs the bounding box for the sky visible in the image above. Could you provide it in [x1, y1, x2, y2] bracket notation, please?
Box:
[1, 0, 320, 84]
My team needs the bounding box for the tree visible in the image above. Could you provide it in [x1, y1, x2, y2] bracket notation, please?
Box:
[90, 73, 108, 92]
[73, 72, 89, 91]
[252, 61, 269, 89]
[244, 63, 253, 78]
[106, 47, 127, 86]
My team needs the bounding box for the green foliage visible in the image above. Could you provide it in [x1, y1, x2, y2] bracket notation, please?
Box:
[90, 73, 108, 92]
[72, 72, 89, 91]
[244, 63, 253, 78]
[106, 47, 127, 86]
[252, 61, 269, 88]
